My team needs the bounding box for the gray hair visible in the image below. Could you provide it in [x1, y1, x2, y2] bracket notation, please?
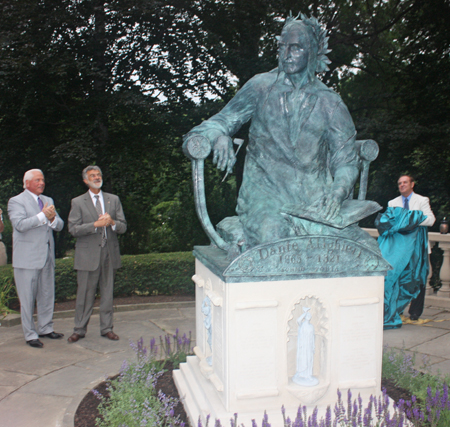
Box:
[82, 165, 102, 181]
[23, 169, 44, 189]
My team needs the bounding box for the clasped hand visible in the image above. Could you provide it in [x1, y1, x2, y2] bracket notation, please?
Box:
[95, 213, 114, 228]
[42, 203, 56, 221]
[212, 135, 236, 173]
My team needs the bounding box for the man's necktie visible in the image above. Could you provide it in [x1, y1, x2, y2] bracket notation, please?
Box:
[404, 198, 409, 210]
[37, 197, 44, 210]
[95, 195, 107, 247]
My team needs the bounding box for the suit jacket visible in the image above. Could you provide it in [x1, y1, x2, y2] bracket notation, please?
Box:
[388, 193, 435, 227]
[68, 191, 126, 271]
[388, 192, 435, 254]
[8, 191, 64, 269]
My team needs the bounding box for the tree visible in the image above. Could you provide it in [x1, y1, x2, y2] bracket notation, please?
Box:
[1, 0, 449, 257]
[0, 0, 236, 255]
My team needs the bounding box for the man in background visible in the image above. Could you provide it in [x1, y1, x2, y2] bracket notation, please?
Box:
[8, 169, 64, 348]
[0, 207, 6, 265]
[67, 166, 126, 343]
[388, 175, 435, 320]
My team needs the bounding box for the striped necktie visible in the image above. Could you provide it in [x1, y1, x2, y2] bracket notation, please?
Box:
[95, 195, 107, 247]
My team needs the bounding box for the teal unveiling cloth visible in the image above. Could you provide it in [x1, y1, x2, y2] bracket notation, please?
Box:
[375, 207, 429, 329]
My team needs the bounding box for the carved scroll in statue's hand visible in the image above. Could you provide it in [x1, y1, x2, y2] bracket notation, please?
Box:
[213, 135, 236, 173]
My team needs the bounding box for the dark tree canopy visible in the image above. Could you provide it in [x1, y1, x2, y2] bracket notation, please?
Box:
[0, 0, 449, 258]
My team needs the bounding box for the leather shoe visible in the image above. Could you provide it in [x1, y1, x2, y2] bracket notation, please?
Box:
[410, 315, 419, 321]
[27, 339, 43, 348]
[67, 333, 84, 343]
[39, 332, 64, 339]
[102, 331, 119, 341]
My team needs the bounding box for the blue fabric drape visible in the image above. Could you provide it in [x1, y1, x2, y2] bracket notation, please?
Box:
[375, 207, 429, 329]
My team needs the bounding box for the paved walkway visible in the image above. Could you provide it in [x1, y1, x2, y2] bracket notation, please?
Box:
[0, 302, 195, 427]
[1, 302, 450, 427]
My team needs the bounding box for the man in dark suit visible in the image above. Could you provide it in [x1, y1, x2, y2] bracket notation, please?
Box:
[67, 166, 127, 343]
[8, 169, 64, 348]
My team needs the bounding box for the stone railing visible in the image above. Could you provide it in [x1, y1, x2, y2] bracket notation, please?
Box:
[363, 228, 450, 308]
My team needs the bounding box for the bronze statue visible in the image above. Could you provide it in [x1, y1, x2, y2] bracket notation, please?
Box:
[183, 14, 381, 260]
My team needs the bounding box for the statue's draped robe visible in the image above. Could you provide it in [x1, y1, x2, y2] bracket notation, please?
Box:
[188, 70, 375, 249]
[375, 207, 429, 329]
[295, 318, 315, 378]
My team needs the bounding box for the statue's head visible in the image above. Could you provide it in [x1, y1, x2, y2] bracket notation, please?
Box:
[277, 13, 331, 81]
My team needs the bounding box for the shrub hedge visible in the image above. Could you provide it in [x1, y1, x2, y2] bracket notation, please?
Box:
[0, 252, 195, 304]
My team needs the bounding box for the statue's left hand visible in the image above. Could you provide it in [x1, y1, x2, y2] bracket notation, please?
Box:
[213, 135, 236, 173]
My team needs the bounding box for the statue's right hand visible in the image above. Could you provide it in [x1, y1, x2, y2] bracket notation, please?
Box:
[213, 135, 236, 173]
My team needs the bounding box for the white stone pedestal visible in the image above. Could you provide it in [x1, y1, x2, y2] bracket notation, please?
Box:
[174, 259, 385, 426]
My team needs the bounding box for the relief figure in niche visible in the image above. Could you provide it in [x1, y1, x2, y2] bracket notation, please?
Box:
[202, 296, 212, 365]
[293, 307, 319, 386]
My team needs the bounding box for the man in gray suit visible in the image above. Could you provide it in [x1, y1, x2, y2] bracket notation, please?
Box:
[8, 169, 64, 348]
[67, 166, 126, 343]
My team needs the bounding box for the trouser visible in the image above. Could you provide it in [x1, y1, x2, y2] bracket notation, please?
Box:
[409, 283, 426, 317]
[14, 246, 54, 341]
[73, 243, 115, 336]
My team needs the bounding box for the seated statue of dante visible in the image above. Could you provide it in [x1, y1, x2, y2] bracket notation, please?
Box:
[183, 14, 379, 255]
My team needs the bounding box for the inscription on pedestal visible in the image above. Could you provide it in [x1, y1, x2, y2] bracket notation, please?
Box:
[235, 307, 277, 392]
[339, 304, 378, 383]
[224, 236, 390, 280]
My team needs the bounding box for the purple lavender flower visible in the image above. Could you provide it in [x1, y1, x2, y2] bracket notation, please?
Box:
[91, 388, 103, 400]
[230, 412, 238, 427]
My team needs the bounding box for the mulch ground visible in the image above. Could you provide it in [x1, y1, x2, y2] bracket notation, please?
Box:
[75, 361, 187, 427]
[75, 368, 412, 427]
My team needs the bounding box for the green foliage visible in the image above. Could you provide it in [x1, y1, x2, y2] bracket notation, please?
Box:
[95, 361, 182, 427]
[95, 333, 192, 427]
[1, 0, 449, 255]
[0, 265, 15, 306]
[382, 347, 443, 400]
[382, 346, 450, 426]
[158, 329, 193, 369]
[53, 258, 79, 301]
[0, 252, 195, 307]
[0, 276, 18, 318]
[114, 252, 195, 297]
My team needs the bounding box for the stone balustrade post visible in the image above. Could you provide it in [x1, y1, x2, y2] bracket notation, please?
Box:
[437, 242, 450, 298]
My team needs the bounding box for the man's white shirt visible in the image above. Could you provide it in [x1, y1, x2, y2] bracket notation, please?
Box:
[88, 190, 116, 234]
